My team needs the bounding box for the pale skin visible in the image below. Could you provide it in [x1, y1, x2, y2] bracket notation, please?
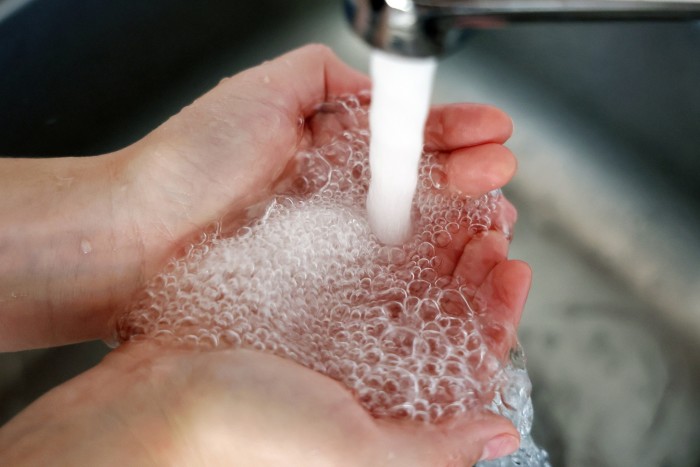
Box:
[0, 45, 530, 465]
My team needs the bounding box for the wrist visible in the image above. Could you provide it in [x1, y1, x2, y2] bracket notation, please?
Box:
[0, 153, 148, 349]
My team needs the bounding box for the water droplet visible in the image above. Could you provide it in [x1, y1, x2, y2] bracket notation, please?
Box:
[80, 239, 92, 255]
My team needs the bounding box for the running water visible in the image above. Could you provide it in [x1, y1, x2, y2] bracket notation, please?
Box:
[116, 93, 549, 466]
[367, 50, 437, 245]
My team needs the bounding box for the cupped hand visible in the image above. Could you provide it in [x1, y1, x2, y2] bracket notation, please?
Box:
[1, 224, 528, 467]
[1, 197, 529, 467]
[120, 44, 517, 284]
[1, 217, 529, 465]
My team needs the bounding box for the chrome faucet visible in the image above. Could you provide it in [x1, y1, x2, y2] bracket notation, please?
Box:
[344, 0, 700, 56]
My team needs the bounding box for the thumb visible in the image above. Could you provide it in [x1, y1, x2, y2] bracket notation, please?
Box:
[379, 412, 520, 466]
[205, 44, 371, 118]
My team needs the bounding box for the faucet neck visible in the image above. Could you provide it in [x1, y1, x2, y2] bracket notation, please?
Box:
[345, 0, 700, 57]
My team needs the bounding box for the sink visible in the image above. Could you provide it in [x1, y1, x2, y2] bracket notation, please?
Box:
[1, 1, 699, 465]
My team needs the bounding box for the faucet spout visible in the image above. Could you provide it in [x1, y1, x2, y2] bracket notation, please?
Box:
[344, 0, 700, 56]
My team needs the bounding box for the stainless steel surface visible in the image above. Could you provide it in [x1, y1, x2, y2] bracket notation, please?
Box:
[344, 0, 700, 55]
[0, 0, 35, 22]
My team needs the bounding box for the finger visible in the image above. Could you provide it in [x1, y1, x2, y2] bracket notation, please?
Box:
[475, 260, 532, 357]
[425, 103, 513, 152]
[183, 45, 370, 138]
[433, 197, 515, 278]
[446, 143, 517, 197]
[237, 44, 371, 116]
[491, 196, 518, 239]
[379, 411, 519, 465]
[434, 226, 475, 277]
[453, 231, 510, 290]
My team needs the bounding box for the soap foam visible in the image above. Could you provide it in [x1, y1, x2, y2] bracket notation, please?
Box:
[115, 94, 549, 465]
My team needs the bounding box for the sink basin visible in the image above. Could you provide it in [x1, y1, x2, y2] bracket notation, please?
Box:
[1, 1, 699, 465]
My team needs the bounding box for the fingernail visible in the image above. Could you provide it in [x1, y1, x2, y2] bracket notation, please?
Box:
[480, 434, 520, 461]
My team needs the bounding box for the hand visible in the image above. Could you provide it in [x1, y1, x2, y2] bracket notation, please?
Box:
[0, 230, 528, 466]
[1, 44, 528, 465]
[124, 45, 518, 261]
[1, 218, 528, 465]
[0, 342, 521, 467]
